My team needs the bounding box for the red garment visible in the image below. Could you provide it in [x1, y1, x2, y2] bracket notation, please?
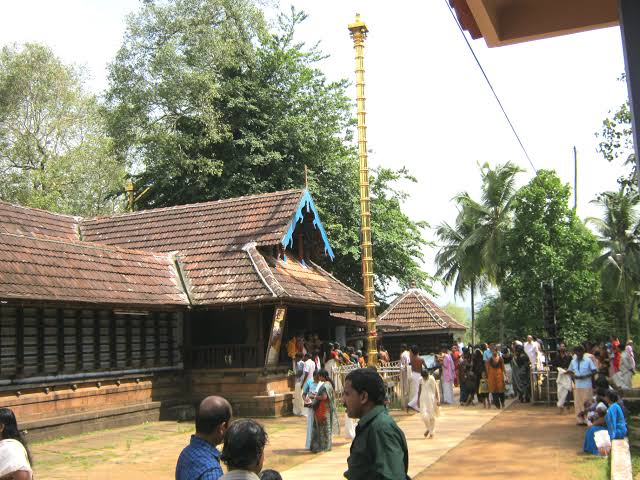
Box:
[612, 339, 621, 372]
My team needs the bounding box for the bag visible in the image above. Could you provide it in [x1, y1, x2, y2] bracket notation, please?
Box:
[594, 429, 611, 456]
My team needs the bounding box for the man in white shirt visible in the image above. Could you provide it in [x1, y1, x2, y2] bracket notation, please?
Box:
[303, 353, 316, 386]
[524, 335, 540, 371]
[400, 344, 411, 410]
[220, 419, 266, 480]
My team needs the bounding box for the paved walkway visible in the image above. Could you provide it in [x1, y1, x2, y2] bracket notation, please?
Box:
[281, 402, 508, 479]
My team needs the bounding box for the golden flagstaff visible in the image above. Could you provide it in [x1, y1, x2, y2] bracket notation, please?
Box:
[348, 14, 377, 366]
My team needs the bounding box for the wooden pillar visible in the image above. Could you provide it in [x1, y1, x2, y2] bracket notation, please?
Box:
[109, 310, 117, 368]
[93, 310, 101, 370]
[75, 310, 83, 372]
[56, 309, 65, 372]
[36, 308, 45, 373]
[16, 306, 24, 376]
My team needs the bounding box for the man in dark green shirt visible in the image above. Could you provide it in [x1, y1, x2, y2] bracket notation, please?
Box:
[343, 368, 409, 480]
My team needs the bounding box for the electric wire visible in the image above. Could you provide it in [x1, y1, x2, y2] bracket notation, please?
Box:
[444, 0, 537, 173]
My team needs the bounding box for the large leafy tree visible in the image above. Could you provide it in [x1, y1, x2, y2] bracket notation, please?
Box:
[104, 0, 429, 297]
[0, 43, 124, 216]
[587, 189, 640, 341]
[500, 170, 604, 345]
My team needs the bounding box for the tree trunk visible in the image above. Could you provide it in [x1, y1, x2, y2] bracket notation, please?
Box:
[470, 283, 475, 345]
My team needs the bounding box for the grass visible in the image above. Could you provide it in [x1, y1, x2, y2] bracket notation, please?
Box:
[570, 455, 610, 480]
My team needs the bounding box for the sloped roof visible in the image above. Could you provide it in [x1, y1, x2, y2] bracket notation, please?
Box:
[0, 189, 363, 309]
[377, 289, 467, 333]
[0, 232, 187, 306]
[0, 201, 80, 241]
[78, 189, 355, 307]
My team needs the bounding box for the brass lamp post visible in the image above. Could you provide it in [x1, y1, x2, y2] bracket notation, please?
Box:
[348, 14, 377, 367]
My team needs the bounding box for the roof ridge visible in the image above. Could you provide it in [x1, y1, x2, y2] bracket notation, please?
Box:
[83, 189, 304, 223]
[413, 290, 448, 328]
[243, 242, 288, 298]
[0, 200, 82, 221]
[0, 231, 173, 260]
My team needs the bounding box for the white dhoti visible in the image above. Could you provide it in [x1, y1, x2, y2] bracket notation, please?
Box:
[305, 407, 314, 449]
[442, 381, 454, 405]
[556, 368, 573, 408]
[504, 363, 514, 397]
[407, 371, 422, 410]
[293, 381, 304, 416]
[419, 376, 440, 437]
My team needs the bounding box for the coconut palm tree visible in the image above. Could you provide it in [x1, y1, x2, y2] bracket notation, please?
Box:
[588, 188, 640, 341]
[435, 207, 486, 344]
[455, 162, 522, 343]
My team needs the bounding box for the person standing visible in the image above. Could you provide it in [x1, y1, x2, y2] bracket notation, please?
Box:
[486, 347, 506, 408]
[310, 369, 339, 453]
[343, 368, 409, 480]
[0, 408, 33, 480]
[292, 353, 305, 416]
[568, 346, 597, 425]
[419, 369, 440, 438]
[303, 353, 316, 386]
[553, 343, 573, 413]
[176, 396, 232, 480]
[613, 343, 635, 389]
[407, 345, 427, 411]
[524, 335, 540, 371]
[441, 347, 455, 405]
[400, 344, 411, 409]
[303, 371, 320, 449]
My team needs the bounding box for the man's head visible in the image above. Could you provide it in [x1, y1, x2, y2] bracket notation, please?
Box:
[195, 396, 232, 446]
[574, 345, 585, 360]
[559, 342, 566, 353]
[400, 343, 407, 352]
[343, 368, 385, 419]
[221, 419, 268, 474]
[605, 390, 619, 406]
[410, 345, 419, 355]
[304, 353, 311, 361]
[294, 352, 303, 361]
[527, 335, 533, 343]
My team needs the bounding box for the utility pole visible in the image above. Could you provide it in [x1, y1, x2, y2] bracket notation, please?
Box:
[573, 146, 578, 211]
[348, 14, 377, 366]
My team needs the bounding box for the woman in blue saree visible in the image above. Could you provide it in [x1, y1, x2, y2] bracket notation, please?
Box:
[583, 391, 627, 454]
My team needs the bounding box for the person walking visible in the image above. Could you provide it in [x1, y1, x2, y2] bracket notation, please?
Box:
[343, 368, 409, 480]
[407, 345, 427, 411]
[310, 369, 339, 453]
[486, 347, 506, 408]
[400, 344, 411, 409]
[569, 345, 597, 425]
[419, 369, 440, 438]
[303, 371, 319, 449]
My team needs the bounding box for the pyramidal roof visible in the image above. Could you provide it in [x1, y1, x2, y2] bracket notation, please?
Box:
[377, 288, 467, 332]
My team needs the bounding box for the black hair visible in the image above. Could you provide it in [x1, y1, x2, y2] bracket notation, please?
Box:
[410, 345, 419, 355]
[260, 469, 283, 480]
[0, 408, 32, 466]
[221, 419, 268, 470]
[420, 369, 430, 379]
[304, 353, 311, 360]
[345, 367, 386, 405]
[294, 352, 303, 360]
[606, 390, 619, 403]
[400, 343, 407, 350]
[195, 399, 232, 435]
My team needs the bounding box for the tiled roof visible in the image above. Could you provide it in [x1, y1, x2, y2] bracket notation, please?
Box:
[0, 232, 188, 306]
[0, 201, 80, 241]
[377, 289, 467, 332]
[80, 189, 361, 308]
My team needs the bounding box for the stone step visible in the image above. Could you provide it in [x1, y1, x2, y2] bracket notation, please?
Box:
[621, 388, 640, 398]
[166, 404, 196, 421]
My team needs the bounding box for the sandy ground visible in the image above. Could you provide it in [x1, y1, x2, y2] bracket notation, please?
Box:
[32, 402, 599, 479]
[416, 401, 590, 480]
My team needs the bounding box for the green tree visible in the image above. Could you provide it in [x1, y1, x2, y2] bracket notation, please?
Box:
[500, 170, 604, 345]
[442, 302, 471, 343]
[587, 188, 640, 341]
[104, 1, 429, 296]
[0, 43, 124, 216]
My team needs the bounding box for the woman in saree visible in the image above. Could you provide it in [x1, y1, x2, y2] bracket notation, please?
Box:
[310, 369, 339, 453]
[511, 345, 531, 402]
[583, 391, 627, 455]
[0, 408, 33, 480]
[486, 347, 506, 408]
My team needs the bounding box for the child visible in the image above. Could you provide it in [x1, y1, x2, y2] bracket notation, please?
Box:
[419, 369, 440, 438]
[464, 366, 477, 406]
[478, 371, 490, 408]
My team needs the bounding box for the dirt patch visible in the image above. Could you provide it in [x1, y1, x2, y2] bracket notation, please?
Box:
[414, 402, 590, 480]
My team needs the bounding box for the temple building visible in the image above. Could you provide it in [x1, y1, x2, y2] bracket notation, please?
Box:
[376, 287, 467, 358]
[0, 189, 363, 439]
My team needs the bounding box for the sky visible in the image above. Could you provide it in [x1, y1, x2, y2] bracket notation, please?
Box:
[0, 0, 631, 308]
